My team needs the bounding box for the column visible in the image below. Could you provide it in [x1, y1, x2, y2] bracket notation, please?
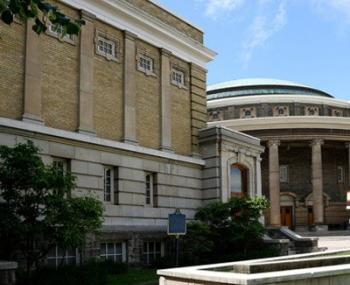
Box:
[160, 49, 173, 152]
[256, 157, 262, 197]
[22, 20, 43, 124]
[311, 139, 324, 225]
[78, 10, 96, 135]
[122, 31, 138, 144]
[346, 143, 350, 186]
[268, 140, 281, 226]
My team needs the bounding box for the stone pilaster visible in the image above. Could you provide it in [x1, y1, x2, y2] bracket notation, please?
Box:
[190, 63, 207, 157]
[256, 157, 262, 197]
[268, 139, 281, 226]
[311, 139, 324, 225]
[160, 49, 173, 152]
[122, 31, 138, 145]
[22, 20, 43, 124]
[78, 10, 96, 135]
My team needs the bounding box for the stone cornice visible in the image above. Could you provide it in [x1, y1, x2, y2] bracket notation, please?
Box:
[0, 117, 205, 166]
[60, 0, 216, 68]
[208, 94, 350, 109]
[208, 116, 350, 132]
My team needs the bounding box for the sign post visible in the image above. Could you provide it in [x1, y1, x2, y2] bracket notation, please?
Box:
[168, 208, 186, 267]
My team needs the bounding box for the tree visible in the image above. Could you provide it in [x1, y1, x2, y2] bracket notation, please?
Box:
[0, 0, 84, 35]
[0, 141, 104, 274]
[181, 196, 270, 265]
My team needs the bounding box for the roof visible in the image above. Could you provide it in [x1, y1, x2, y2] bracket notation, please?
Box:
[207, 78, 333, 100]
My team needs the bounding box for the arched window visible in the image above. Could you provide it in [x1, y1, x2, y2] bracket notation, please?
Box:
[230, 164, 248, 198]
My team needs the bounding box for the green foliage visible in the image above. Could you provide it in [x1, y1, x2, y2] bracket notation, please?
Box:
[181, 196, 270, 265]
[0, 141, 103, 273]
[0, 0, 84, 35]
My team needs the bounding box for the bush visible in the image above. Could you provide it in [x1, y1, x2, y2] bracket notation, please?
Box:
[180, 196, 270, 265]
[16, 260, 131, 285]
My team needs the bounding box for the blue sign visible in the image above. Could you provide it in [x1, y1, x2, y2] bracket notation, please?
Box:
[168, 209, 186, 235]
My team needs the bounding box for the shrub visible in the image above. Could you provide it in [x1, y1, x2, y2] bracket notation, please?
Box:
[180, 196, 270, 265]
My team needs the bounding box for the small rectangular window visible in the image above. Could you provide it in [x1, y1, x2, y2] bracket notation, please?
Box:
[48, 23, 75, 43]
[47, 245, 78, 267]
[137, 54, 154, 75]
[337, 166, 344, 183]
[142, 241, 163, 265]
[97, 37, 116, 58]
[280, 165, 288, 183]
[100, 242, 126, 262]
[104, 167, 113, 202]
[171, 68, 186, 87]
[52, 157, 70, 174]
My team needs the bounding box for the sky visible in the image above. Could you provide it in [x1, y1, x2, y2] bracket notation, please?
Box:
[157, 0, 350, 100]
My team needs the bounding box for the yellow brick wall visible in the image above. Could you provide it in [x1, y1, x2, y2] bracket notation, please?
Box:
[0, 21, 25, 120]
[135, 40, 161, 150]
[41, 1, 79, 132]
[170, 56, 192, 156]
[190, 64, 207, 154]
[93, 20, 124, 141]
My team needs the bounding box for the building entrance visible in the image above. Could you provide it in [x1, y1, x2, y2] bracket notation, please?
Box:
[280, 206, 293, 229]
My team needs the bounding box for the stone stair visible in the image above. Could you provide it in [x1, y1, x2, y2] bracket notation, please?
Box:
[266, 226, 323, 255]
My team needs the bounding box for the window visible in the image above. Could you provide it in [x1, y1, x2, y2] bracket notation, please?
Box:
[145, 173, 156, 206]
[97, 36, 117, 59]
[143, 241, 163, 265]
[280, 165, 289, 183]
[104, 167, 113, 203]
[47, 23, 75, 43]
[52, 157, 69, 174]
[47, 245, 78, 267]
[137, 53, 155, 75]
[230, 164, 248, 198]
[171, 68, 186, 88]
[100, 242, 126, 262]
[337, 166, 344, 183]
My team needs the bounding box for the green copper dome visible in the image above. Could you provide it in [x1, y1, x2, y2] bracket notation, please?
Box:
[207, 78, 333, 101]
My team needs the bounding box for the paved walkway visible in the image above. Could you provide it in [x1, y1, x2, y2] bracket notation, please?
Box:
[298, 231, 350, 251]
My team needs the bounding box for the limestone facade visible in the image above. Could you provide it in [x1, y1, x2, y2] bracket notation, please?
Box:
[0, 0, 263, 267]
[207, 79, 350, 231]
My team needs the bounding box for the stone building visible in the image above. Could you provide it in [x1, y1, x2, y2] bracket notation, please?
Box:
[207, 78, 350, 231]
[0, 1, 264, 265]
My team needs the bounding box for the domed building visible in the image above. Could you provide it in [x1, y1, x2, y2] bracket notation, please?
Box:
[207, 78, 350, 231]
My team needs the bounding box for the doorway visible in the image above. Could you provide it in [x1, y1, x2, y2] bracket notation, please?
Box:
[280, 206, 293, 229]
[307, 206, 314, 226]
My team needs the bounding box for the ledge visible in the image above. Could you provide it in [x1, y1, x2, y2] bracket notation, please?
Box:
[208, 116, 350, 132]
[0, 117, 205, 166]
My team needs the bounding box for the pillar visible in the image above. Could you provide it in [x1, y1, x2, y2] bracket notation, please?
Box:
[346, 143, 350, 187]
[268, 140, 281, 226]
[311, 139, 324, 226]
[122, 31, 138, 144]
[78, 10, 96, 135]
[256, 157, 262, 197]
[22, 20, 43, 124]
[160, 49, 173, 152]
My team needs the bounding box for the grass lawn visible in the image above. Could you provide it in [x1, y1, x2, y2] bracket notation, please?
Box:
[107, 267, 158, 285]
